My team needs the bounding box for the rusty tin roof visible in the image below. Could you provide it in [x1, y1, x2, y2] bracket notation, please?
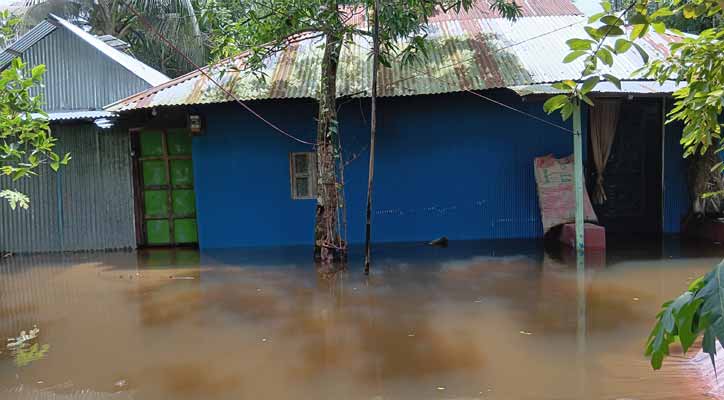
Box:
[107, 0, 681, 112]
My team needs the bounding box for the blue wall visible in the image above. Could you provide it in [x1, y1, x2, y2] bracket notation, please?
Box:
[193, 91, 586, 249]
[663, 112, 689, 233]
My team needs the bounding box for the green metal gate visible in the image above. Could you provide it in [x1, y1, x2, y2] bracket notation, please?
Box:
[136, 129, 198, 246]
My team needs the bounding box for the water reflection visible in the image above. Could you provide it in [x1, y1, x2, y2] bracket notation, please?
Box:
[0, 239, 720, 399]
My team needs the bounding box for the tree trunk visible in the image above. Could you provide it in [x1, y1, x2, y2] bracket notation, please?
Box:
[364, 0, 380, 275]
[688, 145, 724, 216]
[313, 29, 344, 263]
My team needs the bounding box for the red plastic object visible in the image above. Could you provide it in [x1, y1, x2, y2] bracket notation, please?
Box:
[684, 218, 724, 242]
[558, 223, 606, 250]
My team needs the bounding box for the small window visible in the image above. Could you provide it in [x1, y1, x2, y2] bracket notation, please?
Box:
[290, 152, 316, 199]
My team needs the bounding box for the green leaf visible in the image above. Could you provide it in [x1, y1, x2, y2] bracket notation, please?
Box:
[683, 4, 697, 18]
[614, 39, 632, 54]
[628, 13, 648, 25]
[566, 38, 594, 50]
[585, 26, 603, 40]
[543, 94, 569, 113]
[631, 42, 650, 64]
[563, 50, 588, 63]
[597, 25, 625, 37]
[650, 7, 674, 19]
[0, 190, 29, 210]
[600, 15, 623, 26]
[652, 22, 666, 34]
[630, 24, 648, 40]
[561, 102, 574, 120]
[581, 76, 600, 94]
[596, 48, 614, 66]
[588, 11, 606, 23]
[646, 262, 724, 371]
[30, 64, 46, 79]
[603, 74, 621, 89]
[601, 0, 611, 12]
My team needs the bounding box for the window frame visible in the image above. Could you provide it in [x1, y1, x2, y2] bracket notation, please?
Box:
[289, 152, 317, 200]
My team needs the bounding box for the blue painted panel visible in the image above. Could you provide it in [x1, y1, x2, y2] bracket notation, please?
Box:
[193, 91, 576, 249]
[663, 116, 689, 233]
[193, 100, 318, 249]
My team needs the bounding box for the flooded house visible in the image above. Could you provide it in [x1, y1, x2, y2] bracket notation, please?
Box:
[0, 14, 169, 253]
[103, 0, 690, 252]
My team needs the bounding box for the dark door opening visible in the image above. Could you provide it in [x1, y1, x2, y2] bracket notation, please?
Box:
[588, 98, 663, 236]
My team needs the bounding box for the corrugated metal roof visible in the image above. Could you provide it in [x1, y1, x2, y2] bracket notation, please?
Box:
[107, 12, 681, 112]
[31, 110, 116, 121]
[0, 19, 55, 67]
[48, 15, 169, 86]
[0, 15, 169, 86]
[511, 80, 685, 95]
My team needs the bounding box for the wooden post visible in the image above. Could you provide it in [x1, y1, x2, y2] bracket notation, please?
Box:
[573, 101, 585, 252]
[364, 0, 380, 275]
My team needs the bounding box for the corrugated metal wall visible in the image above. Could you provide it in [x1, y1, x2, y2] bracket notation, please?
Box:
[21, 28, 151, 112]
[663, 117, 689, 233]
[0, 123, 136, 253]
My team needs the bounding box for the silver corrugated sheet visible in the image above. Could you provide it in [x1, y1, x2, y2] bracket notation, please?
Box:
[19, 26, 154, 113]
[1, 16, 168, 86]
[0, 123, 136, 253]
[0, 20, 56, 68]
[29, 110, 117, 121]
[511, 80, 685, 95]
[108, 14, 682, 112]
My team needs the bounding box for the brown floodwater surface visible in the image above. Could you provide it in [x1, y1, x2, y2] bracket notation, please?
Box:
[0, 239, 722, 400]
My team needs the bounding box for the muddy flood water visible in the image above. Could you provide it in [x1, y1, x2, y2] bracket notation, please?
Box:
[1, 238, 723, 400]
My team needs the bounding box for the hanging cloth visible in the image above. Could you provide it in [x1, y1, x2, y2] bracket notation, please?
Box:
[590, 99, 621, 204]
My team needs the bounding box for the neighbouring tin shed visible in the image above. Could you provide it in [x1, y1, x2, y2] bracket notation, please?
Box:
[0, 14, 169, 253]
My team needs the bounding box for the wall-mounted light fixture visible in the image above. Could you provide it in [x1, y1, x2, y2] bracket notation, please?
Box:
[188, 114, 204, 135]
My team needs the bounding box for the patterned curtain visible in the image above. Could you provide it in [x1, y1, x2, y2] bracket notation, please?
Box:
[590, 99, 621, 205]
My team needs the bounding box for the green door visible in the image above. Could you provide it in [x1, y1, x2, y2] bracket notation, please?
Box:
[138, 129, 198, 246]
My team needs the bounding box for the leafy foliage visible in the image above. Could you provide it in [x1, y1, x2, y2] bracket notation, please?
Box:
[0, 56, 69, 209]
[23, 0, 203, 77]
[544, 0, 724, 201]
[646, 262, 724, 370]
[0, 10, 20, 48]
[202, 0, 522, 73]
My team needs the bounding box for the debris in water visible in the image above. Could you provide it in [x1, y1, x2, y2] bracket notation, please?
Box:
[261, 338, 268, 342]
[428, 237, 449, 247]
[114, 379, 128, 388]
[632, 297, 640, 301]
[7, 326, 40, 349]
[436, 386, 446, 391]
[519, 330, 533, 336]
[14, 343, 50, 367]
[407, 333, 415, 337]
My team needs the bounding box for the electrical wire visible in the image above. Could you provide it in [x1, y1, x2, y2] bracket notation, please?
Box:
[464, 89, 573, 133]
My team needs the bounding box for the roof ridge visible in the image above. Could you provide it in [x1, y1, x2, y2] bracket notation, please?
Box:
[47, 14, 169, 86]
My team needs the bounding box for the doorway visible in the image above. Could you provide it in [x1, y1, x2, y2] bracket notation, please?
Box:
[132, 128, 198, 247]
[588, 98, 663, 236]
